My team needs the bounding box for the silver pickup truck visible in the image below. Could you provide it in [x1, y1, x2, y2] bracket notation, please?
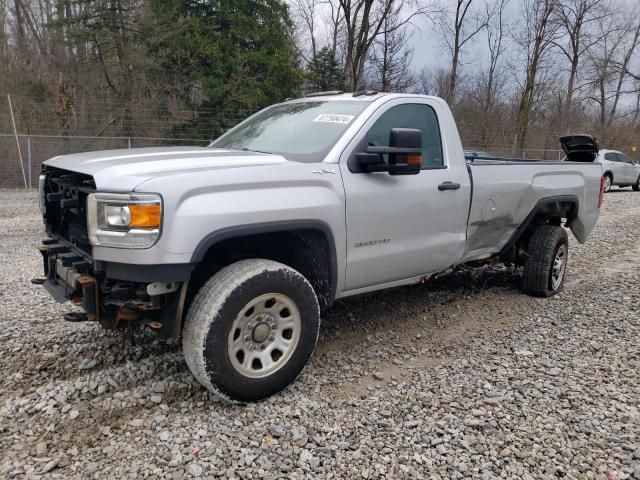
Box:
[35, 93, 605, 401]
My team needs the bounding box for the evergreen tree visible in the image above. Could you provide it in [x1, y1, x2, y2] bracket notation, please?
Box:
[307, 47, 345, 91]
[146, 0, 303, 137]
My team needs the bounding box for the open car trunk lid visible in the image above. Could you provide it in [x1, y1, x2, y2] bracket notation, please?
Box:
[560, 135, 599, 162]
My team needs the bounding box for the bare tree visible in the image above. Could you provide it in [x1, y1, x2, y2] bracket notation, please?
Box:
[415, 67, 450, 96]
[608, 20, 640, 127]
[553, 0, 605, 114]
[632, 77, 640, 123]
[368, 9, 416, 91]
[337, 0, 430, 90]
[512, 0, 559, 153]
[479, 0, 509, 147]
[586, 14, 625, 137]
[339, 0, 393, 89]
[586, 10, 640, 140]
[292, 0, 348, 86]
[325, 0, 345, 56]
[291, 0, 320, 65]
[436, 0, 487, 104]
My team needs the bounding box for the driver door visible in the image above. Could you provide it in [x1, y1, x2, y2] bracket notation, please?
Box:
[339, 99, 471, 291]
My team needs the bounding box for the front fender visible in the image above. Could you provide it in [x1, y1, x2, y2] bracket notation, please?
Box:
[131, 162, 348, 292]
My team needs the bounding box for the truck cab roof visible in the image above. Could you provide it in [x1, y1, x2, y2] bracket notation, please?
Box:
[285, 92, 440, 103]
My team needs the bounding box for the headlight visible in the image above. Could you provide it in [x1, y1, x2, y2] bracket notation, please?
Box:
[87, 193, 162, 249]
[38, 174, 47, 215]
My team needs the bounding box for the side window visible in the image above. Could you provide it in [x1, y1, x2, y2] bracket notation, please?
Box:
[366, 104, 444, 168]
[617, 153, 632, 164]
[604, 152, 618, 162]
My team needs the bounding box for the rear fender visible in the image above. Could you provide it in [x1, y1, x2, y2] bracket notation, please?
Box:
[500, 195, 578, 261]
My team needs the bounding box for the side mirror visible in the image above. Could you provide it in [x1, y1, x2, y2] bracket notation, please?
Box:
[356, 128, 422, 175]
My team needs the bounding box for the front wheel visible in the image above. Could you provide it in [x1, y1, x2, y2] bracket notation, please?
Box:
[603, 174, 612, 192]
[522, 225, 569, 297]
[182, 259, 320, 402]
[633, 176, 640, 191]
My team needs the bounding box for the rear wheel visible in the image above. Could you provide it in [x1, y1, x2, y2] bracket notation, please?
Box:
[182, 259, 320, 402]
[522, 225, 568, 297]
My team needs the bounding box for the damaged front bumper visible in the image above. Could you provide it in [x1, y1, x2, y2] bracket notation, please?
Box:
[35, 237, 193, 339]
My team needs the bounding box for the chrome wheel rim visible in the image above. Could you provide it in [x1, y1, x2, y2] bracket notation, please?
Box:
[605, 176, 611, 192]
[227, 293, 301, 378]
[550, 244, 567, 291]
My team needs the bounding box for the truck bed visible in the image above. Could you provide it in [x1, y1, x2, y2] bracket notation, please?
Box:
[462, 160, 603, 263]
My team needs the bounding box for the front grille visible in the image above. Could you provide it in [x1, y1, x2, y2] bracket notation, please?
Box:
[42, 167, 96, 255]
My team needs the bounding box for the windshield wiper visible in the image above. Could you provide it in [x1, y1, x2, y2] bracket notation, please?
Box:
[240, 147, 273, 155]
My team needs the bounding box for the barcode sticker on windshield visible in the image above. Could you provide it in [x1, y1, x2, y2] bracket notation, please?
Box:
[313, 114, 354, 124]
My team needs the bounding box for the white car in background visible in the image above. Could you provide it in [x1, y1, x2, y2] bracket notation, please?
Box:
[598, 149, 640, 192]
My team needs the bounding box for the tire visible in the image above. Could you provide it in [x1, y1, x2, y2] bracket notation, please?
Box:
[182, 259, 320, 402]
[633, 176, 640, 191]
[603, 174, 612, 192]
[522, 225, 569, 298]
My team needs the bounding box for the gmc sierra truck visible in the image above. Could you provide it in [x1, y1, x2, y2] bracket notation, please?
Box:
[35, 92, 605, 402]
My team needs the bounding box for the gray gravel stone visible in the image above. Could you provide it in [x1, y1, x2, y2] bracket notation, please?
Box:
[291, 429, 308, 447]
[38, 459, 59, 474]
[1, 189, 639, 478]
[187, 463, 203, 477]
[35, 441, 47, 456]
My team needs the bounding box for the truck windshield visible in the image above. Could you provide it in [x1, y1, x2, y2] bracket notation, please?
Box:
[210, 101, 370, 162]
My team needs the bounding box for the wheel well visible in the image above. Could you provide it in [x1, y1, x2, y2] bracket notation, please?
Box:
[500, 197, 578, 264]
[604, 171, 613, 181]
[188, 228, 336, 310]
[534, 199, 577, 225]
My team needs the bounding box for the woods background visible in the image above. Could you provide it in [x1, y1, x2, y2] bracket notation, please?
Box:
[1, 0, 640, 187]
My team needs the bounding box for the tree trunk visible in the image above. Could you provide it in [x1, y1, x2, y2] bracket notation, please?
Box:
[565, 56, 579, 114]
[447, 46, 459, 104]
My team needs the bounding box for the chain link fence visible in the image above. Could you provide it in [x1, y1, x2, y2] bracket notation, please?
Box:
[1, 133, 567, 189]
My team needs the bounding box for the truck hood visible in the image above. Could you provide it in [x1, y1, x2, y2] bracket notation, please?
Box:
[43, 146, 288, 191]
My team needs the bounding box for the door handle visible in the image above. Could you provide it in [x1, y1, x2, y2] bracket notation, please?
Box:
[438, 181, 461, 191]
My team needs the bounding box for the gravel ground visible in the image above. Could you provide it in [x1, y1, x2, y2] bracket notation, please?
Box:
[0, 188, 639, 479]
